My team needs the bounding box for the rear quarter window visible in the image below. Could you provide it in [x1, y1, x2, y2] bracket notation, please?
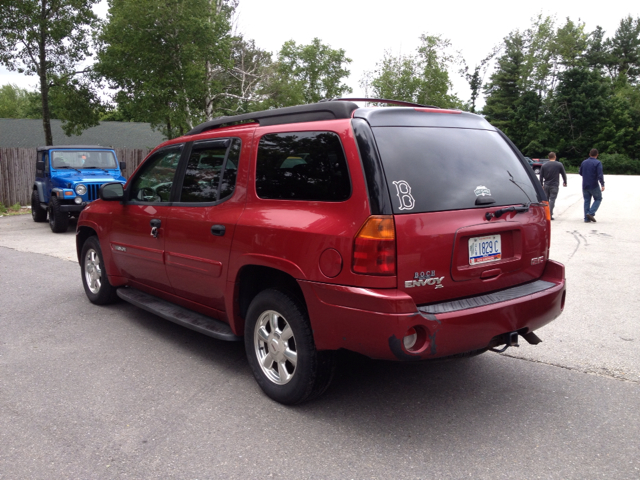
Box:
[373, 127, 538, 213]
[256, 131, 351, 201]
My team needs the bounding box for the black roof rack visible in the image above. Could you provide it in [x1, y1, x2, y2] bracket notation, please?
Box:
[186, 101, 360, 136]
[321, 97, 441, 109]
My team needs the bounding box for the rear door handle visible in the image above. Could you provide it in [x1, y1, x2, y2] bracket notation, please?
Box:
[150, 218, 161, 238]
[211, 225, 226, 236]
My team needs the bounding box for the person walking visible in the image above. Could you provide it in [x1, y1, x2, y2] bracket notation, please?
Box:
[579, 148, 605, 223]
[539, 152, 567, 220]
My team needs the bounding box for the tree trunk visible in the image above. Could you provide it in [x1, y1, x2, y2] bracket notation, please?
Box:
[204, 0, 224, 121]
[38, 0, 53, 146]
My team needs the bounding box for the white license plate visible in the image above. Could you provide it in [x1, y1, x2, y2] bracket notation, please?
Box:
[468, 235, 502, 265]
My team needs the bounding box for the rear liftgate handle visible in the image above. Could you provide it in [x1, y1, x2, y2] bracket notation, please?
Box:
[150, 218, 161, 238]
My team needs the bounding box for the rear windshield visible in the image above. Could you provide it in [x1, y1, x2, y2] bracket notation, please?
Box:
[372, 127, 538, 214]
[51, 150, 117, 169]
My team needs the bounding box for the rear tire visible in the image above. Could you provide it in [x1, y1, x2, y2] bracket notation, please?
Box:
[80, 236, 119, 305]
[31, 190, 47, 222]
[245, 289, 336, 405]
[48, 197, 69, 233]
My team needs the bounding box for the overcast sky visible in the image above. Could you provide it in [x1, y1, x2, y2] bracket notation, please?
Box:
[1, 0, 638, 106]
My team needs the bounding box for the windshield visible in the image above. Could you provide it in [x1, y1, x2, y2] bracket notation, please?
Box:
[372, 127, 538, 214]
[51, 150, 117, 169]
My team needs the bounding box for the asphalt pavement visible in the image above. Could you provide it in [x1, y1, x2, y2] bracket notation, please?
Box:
[0, 174, 639, 479]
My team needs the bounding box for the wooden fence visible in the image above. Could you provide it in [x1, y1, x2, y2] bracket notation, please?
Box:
[0, 147, 150, 207]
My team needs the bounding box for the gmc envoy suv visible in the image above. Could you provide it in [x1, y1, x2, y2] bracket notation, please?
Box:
[76, 99, 566, 404]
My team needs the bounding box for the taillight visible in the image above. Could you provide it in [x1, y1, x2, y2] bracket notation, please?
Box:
[352, 215, 396, 275]
[541, 201, 551, 221]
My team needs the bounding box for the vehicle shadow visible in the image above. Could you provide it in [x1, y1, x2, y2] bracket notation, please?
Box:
[113, 300, 561, 430]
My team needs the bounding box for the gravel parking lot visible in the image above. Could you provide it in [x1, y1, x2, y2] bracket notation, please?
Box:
[1, 173, 639, 478]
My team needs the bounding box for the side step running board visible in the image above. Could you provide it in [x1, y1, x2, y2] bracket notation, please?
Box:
[117, 288, 242, 342]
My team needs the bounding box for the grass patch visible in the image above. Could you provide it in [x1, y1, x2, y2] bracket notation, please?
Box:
[0, 203, 31, 216]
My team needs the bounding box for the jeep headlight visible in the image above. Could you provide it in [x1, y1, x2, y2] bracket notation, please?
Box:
[75, 184, 87, 195]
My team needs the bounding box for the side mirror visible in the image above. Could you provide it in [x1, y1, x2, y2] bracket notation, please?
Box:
[119, 161, 126, 171]
[36, 161, 45, 171]
[100, 182, 124, 201]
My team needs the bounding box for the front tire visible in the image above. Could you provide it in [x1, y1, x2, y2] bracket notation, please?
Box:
[245, 289, 336, 405]
[31, 190, 47, 222]
[80, 236, 119, 305]
[48, 197, 69, 233]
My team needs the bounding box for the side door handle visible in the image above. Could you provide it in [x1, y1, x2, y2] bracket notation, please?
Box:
[150, 218, 161, 238]
[210, 225, 226, 236]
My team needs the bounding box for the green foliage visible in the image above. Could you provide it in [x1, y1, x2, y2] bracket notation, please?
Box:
[0, 84, 39, 118]
[365, 34, 462, 109]
[483, 32, 526, 132]
[598, 153, 640, 174]
[481, 14, 640, 170]
[0, 0, 102, 143]
[260, 38, 352, 108]
[550, 67, 611, 158]
[0, 203, 27, 214]
[96, 0, 235, 138]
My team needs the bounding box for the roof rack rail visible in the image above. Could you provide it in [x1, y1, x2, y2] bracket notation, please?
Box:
[320, 97, 441, 109]
[186, 101, 359, 136]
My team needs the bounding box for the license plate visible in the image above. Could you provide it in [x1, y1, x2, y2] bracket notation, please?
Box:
[468, 235, 502, 265]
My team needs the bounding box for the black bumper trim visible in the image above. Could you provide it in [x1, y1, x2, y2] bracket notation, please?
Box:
[418, 280, 556, 315]
[59, 204, 85, 212]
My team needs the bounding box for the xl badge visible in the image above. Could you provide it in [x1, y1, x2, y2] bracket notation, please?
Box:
[474, 185, 491, 197]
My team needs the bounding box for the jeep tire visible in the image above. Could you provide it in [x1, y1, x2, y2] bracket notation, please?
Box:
[245, 289, 336, 405]
[81, 236, 119, 305]
[48, 196, 69, 233]
[31, 190, 47, 222]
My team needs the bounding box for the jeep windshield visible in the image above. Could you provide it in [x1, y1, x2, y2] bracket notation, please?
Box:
[372, 127, 538, 214]
[51, 150, 117, 170]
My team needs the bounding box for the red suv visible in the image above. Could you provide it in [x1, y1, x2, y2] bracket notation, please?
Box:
[76, 100, 566, 404]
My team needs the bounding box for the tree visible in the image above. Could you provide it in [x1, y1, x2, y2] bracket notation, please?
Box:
[483, 32, 525, 133]
[365, 34, 462, 108]
[365, 52, 422, 103]
[549, 67, 612, 160]
[206, 35, 273, 116]
[0, 0, 101, 144]
[260, 38, 352, 108]
[459, 46, 499, 113]
[0, 84, 37, 118]
[96, 0, 234, 138]
[608, 16, 640, 84]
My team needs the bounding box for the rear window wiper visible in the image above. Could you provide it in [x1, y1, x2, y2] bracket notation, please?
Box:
[486, 203, 530, 220]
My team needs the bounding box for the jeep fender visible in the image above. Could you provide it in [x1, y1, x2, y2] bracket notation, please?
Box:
[33, 182, 46, 203]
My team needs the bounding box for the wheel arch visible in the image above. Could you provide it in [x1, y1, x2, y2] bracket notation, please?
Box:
[230, 265, 306, 337]
[76, 226, 98, 264]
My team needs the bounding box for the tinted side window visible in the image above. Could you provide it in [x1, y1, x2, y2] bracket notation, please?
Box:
[179, 138, 240, 203]
[256, 132, 350, 201]
[130, 146, 182, 203]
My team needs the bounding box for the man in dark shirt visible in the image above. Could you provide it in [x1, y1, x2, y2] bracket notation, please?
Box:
[579, 148, 605, 222]
[539, 152, 567, 220]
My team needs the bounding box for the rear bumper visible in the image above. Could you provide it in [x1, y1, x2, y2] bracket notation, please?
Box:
[299, 260, 565, 361]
